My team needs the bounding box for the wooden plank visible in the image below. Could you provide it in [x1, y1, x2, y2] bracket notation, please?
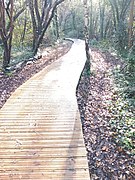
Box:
[0, 148, 87, 158]
[0, 170, 89, 180]
[0, 40, 90, 179]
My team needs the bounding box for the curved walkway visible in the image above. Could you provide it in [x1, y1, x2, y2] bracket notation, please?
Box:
[0, 40, 90, 179]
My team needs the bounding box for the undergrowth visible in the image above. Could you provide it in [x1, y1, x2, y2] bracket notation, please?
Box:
[11, 46, 33, 65]
[111, 47, 135, 155]
[91, 40, 135, 155]
[0, 45, 33, 68]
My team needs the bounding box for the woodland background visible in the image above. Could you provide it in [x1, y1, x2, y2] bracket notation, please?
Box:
[0, 0, 134, 69]
[0, 0, 135, 174]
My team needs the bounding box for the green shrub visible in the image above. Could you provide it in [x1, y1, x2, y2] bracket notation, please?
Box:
[10, 46, 33, 65]
[109, 96, 135, 154]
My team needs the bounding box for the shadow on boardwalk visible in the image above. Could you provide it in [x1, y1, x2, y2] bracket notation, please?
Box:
[62, 112, 81, 180]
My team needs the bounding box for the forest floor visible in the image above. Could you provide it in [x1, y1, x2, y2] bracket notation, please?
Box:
[77, 49, 135, 179]
[0, 41, 134, 179]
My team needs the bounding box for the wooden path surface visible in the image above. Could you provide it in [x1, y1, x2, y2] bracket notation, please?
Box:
[0, 40, 90, 179]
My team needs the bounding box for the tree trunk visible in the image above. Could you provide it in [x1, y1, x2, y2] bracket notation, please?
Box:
[53, 8, 59, 39]
[128, 0, 134, 48]
[0, 0, 14, 69]
[0, 0, 26, 69]
[89, 0, 93, 39]
[28, 0, 38, 51]
[104, 18, 110, 39]
[83, 0, 91, 74]
[55, 8, 59, 39]
[33, 10, 55, 55]
[29, 0, 64, 55]
[99, 0, 105, 40]
[20, 11, 27, 44]
[3, 42, 10, 69]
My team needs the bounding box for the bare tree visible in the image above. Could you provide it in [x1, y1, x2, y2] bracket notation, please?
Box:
[109, 0, 131, 27]
[109, 0, 131, 49]
[0, 0, 26, 69]
[28, 0, 65, 55]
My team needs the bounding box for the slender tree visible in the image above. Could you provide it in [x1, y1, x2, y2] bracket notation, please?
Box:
[99, 0, 105, 40]
[0, 0, 14, 69]
[0, 0, 27, 69]
[83, 0, 91, 74]
[108, 0, 131, 49]
[89, 0, 93, 39]
[53, 8, 59, 39]
[20, 10, 28, 45]
[128, 0, 134, 48]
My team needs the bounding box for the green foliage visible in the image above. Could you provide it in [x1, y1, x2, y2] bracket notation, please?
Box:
[0, 44, 33, 68]
[64, 30, 79, 38]
[97, 40, 111, 50]
[114, 21, 128, 52]
[84, 68, 91, 76]
[58, 0, 84, 38]
[93, 35, 135, 155]
[42, 25, 58, 47]
[0, 46, 3, 68]
[0, 45, 3, 59]
[127, 45, 135, 73]
[10, 46, 33, 65]
[90, 39, 116, 53]
[83, 60, 91, 77]
[109, 48, 135, 154]
[4, 71, 13, 77]
[13, 17, 33, 47]
[89, 38, 98, 46]
[109, 96, 135, 154]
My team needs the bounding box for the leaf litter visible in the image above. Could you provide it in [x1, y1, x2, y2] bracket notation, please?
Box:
[76, 49, 135, 180]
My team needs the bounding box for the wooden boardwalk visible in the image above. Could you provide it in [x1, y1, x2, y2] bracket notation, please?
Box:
[0, 40, 90, 179]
